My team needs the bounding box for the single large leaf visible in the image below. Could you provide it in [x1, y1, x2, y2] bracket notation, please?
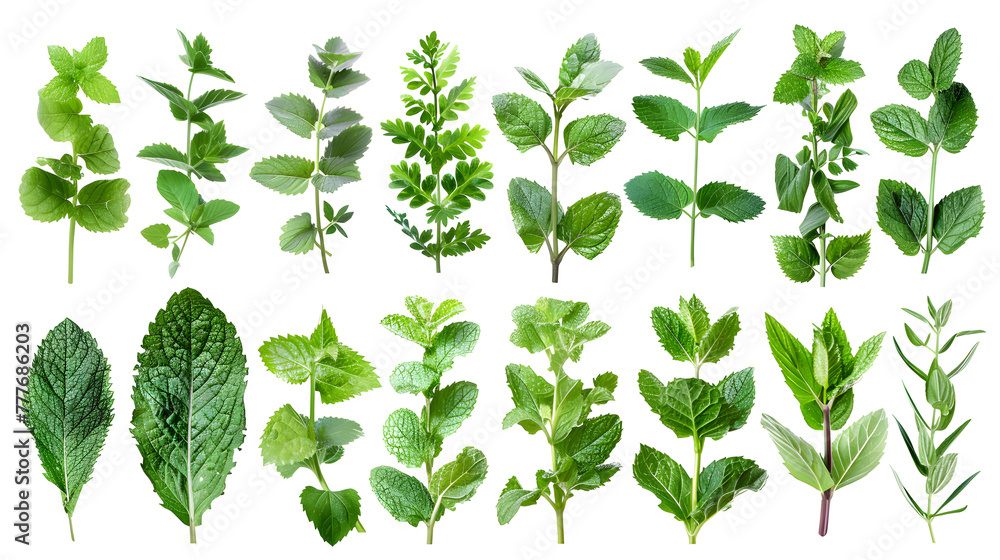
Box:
[382, 408, 432, 468]
[831, 410, 888, 489]
[556, 191, 622, 260]
[300, 487, 361, 547]
[429, 447, 488, 510]
[696, 182, 764, 223]
[928, 28, 961, 91]
[260, 404, 315, 466]
[73, 179, 131, 233]
[492, 93, 551, 152]
[625, 171, 693, 220]
[496, 477, 542, 525]
[698, 102, 762, 142]
[19, 167, 75, 222]
[693, 456, 767, 522]
[876, 179, 927, 256]
[502, 364, 547, 433]
[764, 314, 820, 404]
[897, 60, 934, 100]
[632, 444, 691, 519]
[131, 288, 248, 534]
[932, 186, 983, 254]
[928, 82, 976, 153]
[37, 96, 93, 142]
[250, 155, 315, 195]
[633, 95, 696, 141]
[429, 381, 478, 440]
[760, 414, 834, 492]
[265, 93, 319, 138]
[370, 466, 433, 526]
[772, 235, 818, 283]
[508, 177, 558, 253]
[564, 414, 621, 470]
[870, 105, 929, 157]
[72, 124, 119, 174]
[561, 114, 625, 165]
[25, 319, 114, 525]
[826, 232, 870, 280]
[649, 307, 695, 362]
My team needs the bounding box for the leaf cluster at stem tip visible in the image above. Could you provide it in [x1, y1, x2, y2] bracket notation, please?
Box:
[138, 30, 247, 277]
[250, 37, 372, 273]
[625, 30, 766, 268]
[761, 308, 889, 536]
[891, 298, 981, 541]
[633, 296, 766, 543]
[258, 309, 379, 547]
[20, 36, 131, 284]
[384, 32, 494, 273]
[496, 297, 622, 543]
[493, 34, 626, 283]
[370, 296, 487, 544]
[871, 28, 982, 274]
[771, 25, 870, 287]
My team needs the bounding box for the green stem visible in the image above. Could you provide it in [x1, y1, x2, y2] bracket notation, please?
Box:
[690, 85, 701, 268]
[550, 109, 562, 283]
[427, 498, 442, 544]
[818, 225, 827, 288]
[67, 512, 75, 541]
[185, 73, 195, 178]
[549, 363, 566, 543]
[313, 73, 336, 274]
[691, 440, 702, 513]
[921, 148, 939, 274]
[555, 503, 565, 544]
[190, 523, 197, 544]
[430, 63, 443, 273]
[68, 214, 76, 285]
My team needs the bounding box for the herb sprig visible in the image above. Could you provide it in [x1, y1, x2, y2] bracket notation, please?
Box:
[493, 34, 625, 283]
[626, 30, 765, 267]
[138, 31, 246, 277]
[20, 37, 130, 284]
[250, 38, 372, 273]
[892, 298, 981, 542]
[771, 26, 870, 286]
[383, 33, 493, 272]
[871, 28, 982, 274]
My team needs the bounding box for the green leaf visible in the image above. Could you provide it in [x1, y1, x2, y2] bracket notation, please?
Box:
[928, 28, 962, 91]
[423, 321, 479, 373]
[323, 124, 372, 163]
[700, 309, 740, 364]
[765, 314, 820, 404]
[557, 191, 622, 260]
[37, 95, 93, 142]
[381, 313, 430, 347]
[140, 77, 197, 120]
[698, 102, 762, 142]
[677, 295, 710, 343]
[699, 30, 739, 82]
[429, 381, 478, 439]
[383, 408, 432, 468]
[502, 364, 548, 434]
[632, 95, 696, 141]
[761, 414, 834, 492]
[818, 58, 865, 85]
[898, 60, 935, 100]
[650, 307, 695, 362]
[799, 203, 830, 241]
[259, 334, 316, 384]
[313, 343, 379, 405]
[155, 170, 199, 218]
[73, 179, 131, 233]
[279, 214, 316, 254]
[19, 167, 75, 222]
[252, 155, 315, 195]
[625, 171, 692, 220]
[260, 404, 315, 466]
[508, 178, 557, 253]
[318, 107, 363, 139]
[773, 71, 810, 105]
[639, 56, 692, 84]
[926, 454, 958, 495]
[826, 232, 870, 280]
[933, 186, 983, 254]
[683, 47, 701, 76]
[564, 414, 622, 470]
[928, 83, 976, 153]
[265, 93, 319, 139]
[775, 156, 812, 213]
[72, 125, 119, 174]
[492, 93, 551, 152]
[876, 179, 928, 256]
[315, 417, 362, 448]
[142, 224, 171, 248]
[388, 362, 437, 395]
[792, 25, 820, 56]
[370, 466, 433, 527]
[559, 34, 602, 87]
[300, 487, 361, 547]
[632, 444, 691, 519]
[25, 319, 113, 520]
[36, 155, 82, 180]
[642, 376, 728, 442]
[772, 236, 818, 283]
[831, 410, 888, 489]
[812, 170, 841, 223]
[696, 182, 765, 223]
[429, 447, 488, 510]
[497, 477, 542, 525]
[694, 456, 767, 522]
[192, 89, 245, 111]
[131, 288, 247, 531]
[562, 114, 625, 165]
[194, 199, 239, 227]
[515, 67, 552, 97]
[718, 368, 755, 431]
[870, 105, 929, 157]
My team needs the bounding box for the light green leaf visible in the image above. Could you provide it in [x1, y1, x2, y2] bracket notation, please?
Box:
[72, 124, 119, 174]
[370, 466, 433, 527]
[764, 314, 820, 404]
[260, 404, 315, 466]
[429, 447, 488, 509]
[773, 71, 810, 105]
[259, 334, 315, 384]
[497, 477, 542, 525]
[508, 177, 558, 254]
[279, 214, 316, 254]
[19, 167, 75, 222]
[699, 30, 739, 82]
[423, 321, 479, 373]
[429, 381, 478, 439]
[265, 93, 319, 138]
[314, 417, 362, 448]
[632, 444, 691, 519]
[557, 191, 622, 260]
[831, 410, 888, 489]
[926, 453, 957, 495]
[515, 67, 552, 97]
[502, 364, 547, 433]
[381, 314, 430, 347]
[761, 414, 834, 492]
[313, 343, 379, 404]
[650, 307, 695, 362]
[142, 224, 171, 248]
[383, 408, 432, 468]
[73, 179, 131, 233]
[559, 34, 601, 87]
[699, 309, 740, 364]
[694, 456, 767, 522]
[389, 362, 438, 395]
[250, 155, 315, 195]
[37, 95, 93, 142]
[827, 232, 870, 280]
[772, 236, 818, 283]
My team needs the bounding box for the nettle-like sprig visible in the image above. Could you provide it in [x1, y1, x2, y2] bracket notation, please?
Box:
[259, 310, 380, 547]
[761, 310, 887, 536]
[137, 31, 247, 277]
[634, 296, 766, 543]
[771, 26, 870, 287]
[370, 297, 486, 544]
[251, 37, 372, 273]
[626, 31, 765, 268]
[892, 298, 982, 542]
[20, 37, 130, 284]
[871, 29, 982, 274]
[497, 298, 622, 544]
[383, 32, 493, 273]
[493, 34, 625, 283]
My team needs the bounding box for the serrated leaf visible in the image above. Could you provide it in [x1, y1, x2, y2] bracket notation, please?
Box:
[694, 456, 766, 522]
[700, 309, 740, 364]
[429, 381, 478, 439]
[19, 167, 75, 222]
[37, 96, 93, 142]
[300, 487, 361, 546]
[279, 214, 317, 254]
[508, 177, 557, 253]
[639, 56, 692, 84]
[556, 191, 622, 260]
[72, 124, 119, 174]
[632, 444, 691, 519]
[250, 155, 315, 195]
[827, 232, 870, 279]
[73, 179, 131, 233]
[564, 414, 621, 470]
[266, 93, 319, 138]
[562, 114, 625, 165]
[698, 102, 762, 142]
[632, 95, 695, 141]
[492, 93, 551, 152]
[497, 477, 542, 525]
[876, 179, 927, 256]
[772, 236, 818, 283]
[429, 447, 488, 509]
[625, 171, 692, 220]
[933, 186, 983, 254]
[260, 404, 315, 466]
[383, 409, 432, 468]
[928, 83, 976, 153]
[370, 466, 433, 526]
[898, 60, 934, 100]
[696, 182, 764, 223]
[928, 28, 961, 91]
[871, 105, 929, 157]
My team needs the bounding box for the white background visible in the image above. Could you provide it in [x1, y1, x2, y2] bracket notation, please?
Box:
[3, 0, 998, 558]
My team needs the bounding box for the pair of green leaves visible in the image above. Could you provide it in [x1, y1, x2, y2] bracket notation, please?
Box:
[493, 35, 625, 281]
[22, 37, 131, 283]
[650, 295, 739, 372]
[627, 31, 765, 267]
[371, 297, 486, 541]
[497, 298, 622, 535]
[772, 26, 870, 285]
[872, 29, 982, 268]
[131, 289, 248, 543]
[259, 310, 379, 547]
[25, 319, 114, 540]
[892, 299, 980, 534]
[383, 33, 494, 270]
[250, 38, 371, 264]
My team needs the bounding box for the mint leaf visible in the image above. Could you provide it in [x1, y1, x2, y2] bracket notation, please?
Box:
[37, 96, 93, 143]
[871, 104, 929, 157]
[492, 92, 551, 152]
[370, 467, 432, 526]
[73, 178, 130, 233]
[830, 410, 888, 489]
[772, 235, 818, 283]
[876, 179, 927, 256]
[632, 444, 692, 519]
[561, 114, 625, 165]
[251, 155, 315, 195]
[508, 177, 558, 253]
[429, 447, 488, 510]
[929, 83, 976, 154]
[697, 102, 762, 142]
[428, 381, 477, 439]
[632, 95, 695, 141]
[557, 191, 622, 260]
[761, 414, 834, 492]
[775, 157, 810, 213]
[19, 167, 75, 222]
[25, 319, 113, 536]
[898, 60, 934, 100]
[932, 186, 983, 254]
[625, 171, 693, 220]
[640, 56, 692, 84]
[496, 477, 542, 525]
[72, 125, 119, 174]
[928, 28, 961, 91]
[695, 182, 765, 223]
[300, 487, 362, 547]
[261, 404, 315, 466]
